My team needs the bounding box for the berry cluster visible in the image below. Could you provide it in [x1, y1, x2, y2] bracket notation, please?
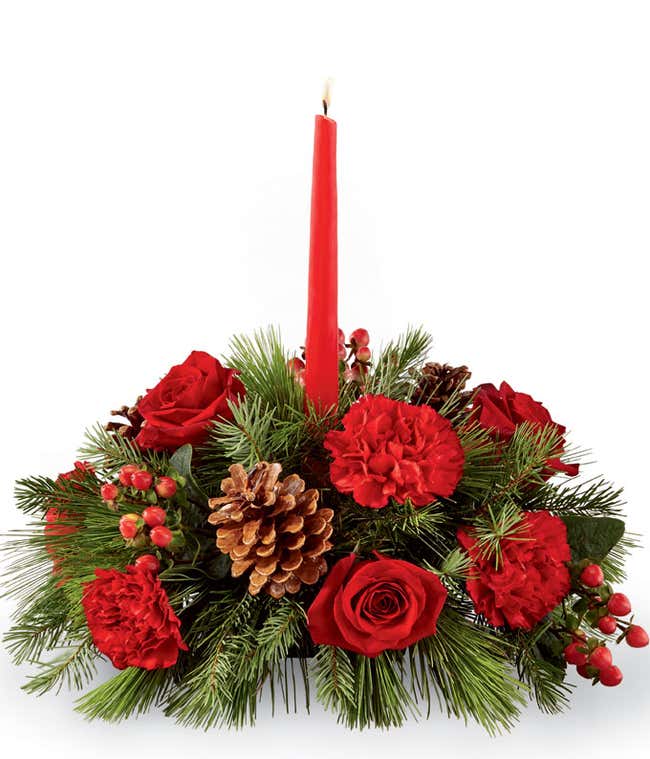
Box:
[288, 328, 372, 387]
[562, 563, 648, 687]
[339, 328, 371, 384]
[100, 465, 185, 565]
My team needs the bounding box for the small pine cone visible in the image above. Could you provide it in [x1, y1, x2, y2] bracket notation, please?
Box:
[105, 398, 144, 440]
[413, 363, 472, 409]
[208, 462, 334, 599]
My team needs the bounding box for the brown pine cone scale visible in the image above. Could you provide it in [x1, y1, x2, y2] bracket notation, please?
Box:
[208, 462, 334, 599]
[413, 362, 471, 409]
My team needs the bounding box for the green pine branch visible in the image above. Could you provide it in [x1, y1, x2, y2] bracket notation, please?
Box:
[412, 609, 525, 733]
[23, 636, 99, 695]
[226, 327, 304, 419]
[365, 326, 433, 401]
[76, 667, 174, 722]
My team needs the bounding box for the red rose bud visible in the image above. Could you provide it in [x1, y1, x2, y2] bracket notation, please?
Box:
[607, 593, 632, 617]
[150, 525, 173, 548]
[580, 564, 604, 588]
[118, 464, 139, 487]
[135, 351, 245, 451]
[134, 554, 161, 573]
[626, 625, 649, 648]
[599, 665, 623, 687]
[100, 483, 119, 501]
[589, 646, 613, 671]
[131, 470, 153, 491]
[142, 506, 167, 528]
[119, 513, 142, 540]
[472, 382, 579, 477]
[598, 616, 618, 635]
[307, 554, 447, 657]
[355, 346, 372, 363]
[154, 476, 177, 499]
[349, 328, 369, 348]
[564, 641, 588, 666]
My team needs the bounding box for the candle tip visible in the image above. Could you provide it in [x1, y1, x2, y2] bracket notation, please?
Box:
[322, 78, 333, 116]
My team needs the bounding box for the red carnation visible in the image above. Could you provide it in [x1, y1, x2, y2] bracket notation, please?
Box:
[136, 351, 245, 451]
[307, 553, 447, 657]
[324, 394, 464, 508]
[472, 382, 578, 477]
[457, 511, 571, 630]
[82, 566, 188, 670]
[45, 462, 93, 577]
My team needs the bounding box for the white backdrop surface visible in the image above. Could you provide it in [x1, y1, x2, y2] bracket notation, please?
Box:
[1, 2, 649, 757]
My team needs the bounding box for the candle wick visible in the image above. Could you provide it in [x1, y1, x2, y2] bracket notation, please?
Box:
[322, 99, 328, 116]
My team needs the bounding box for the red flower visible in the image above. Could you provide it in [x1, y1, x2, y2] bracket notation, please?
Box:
[82, 566, 188, 670]
[457, 511, 571, 630]
[44, 462, 93, 577]
[472, 382, 578, 476]
[307, 553, 447, 657]
[136, 351, 245, 451]
[324, 395, 464, 508]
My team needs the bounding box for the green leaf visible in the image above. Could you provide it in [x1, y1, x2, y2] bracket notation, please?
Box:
[169, 444, 207, 501]
[169, 444, 193, 478]
[562, 515, 625, 562]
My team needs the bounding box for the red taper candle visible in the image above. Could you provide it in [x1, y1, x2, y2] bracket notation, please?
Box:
[304, 86, 338, 413]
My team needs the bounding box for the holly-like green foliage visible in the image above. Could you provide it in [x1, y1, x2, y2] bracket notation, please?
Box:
[2, 326, 635, 731]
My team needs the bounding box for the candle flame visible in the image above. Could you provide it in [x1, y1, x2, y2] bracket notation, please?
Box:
[322, 78, 333, 116]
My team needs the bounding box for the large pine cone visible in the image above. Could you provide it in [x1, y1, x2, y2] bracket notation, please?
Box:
[208, 462, 334, 599]
[413, 362, 472, 410]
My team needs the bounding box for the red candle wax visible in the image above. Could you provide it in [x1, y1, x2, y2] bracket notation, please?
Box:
[304, 112, 338, 413]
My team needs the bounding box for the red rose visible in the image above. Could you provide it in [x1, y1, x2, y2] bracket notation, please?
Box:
[457, 511, 571, 630]
[136, 351, 245, 451]
[307, 553, 447, 657]
[82, 565, 188, 670]
[472, 382, 578, 476]
[44, 462, 93, 577]
[324, 394, 465, 508]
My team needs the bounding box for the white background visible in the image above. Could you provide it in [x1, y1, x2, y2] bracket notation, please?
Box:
[1, 1, 649, 757]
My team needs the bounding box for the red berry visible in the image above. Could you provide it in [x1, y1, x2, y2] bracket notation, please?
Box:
[580, 564, 604, 588]
[119, 513, 141, 540]
[576, 664, 595, 679]
[118, 464, 139, 487]
[154, 476, 177, 499]
[626, 625, 649, 648]
[589, 646, 613, 671]
[134, 554, 161, 573]
[131, 469, 153, 490]
[607, 593, 632, 617]
[564, 641, 588, 666]
[349, 328, 370, 348]
[598, 616, 618, 635]
[599, 665, 623, 687]
[150, 525, 173, 548]
[142, 506, 167, 527]
[338, 343, 348, 360]
[337, 328, 346, 345]
[100, 483, 119, 501]
[356, 346, 372, 363]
